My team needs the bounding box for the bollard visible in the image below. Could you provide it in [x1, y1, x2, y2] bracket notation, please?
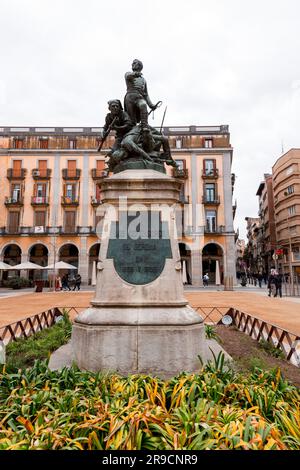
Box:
[0, 340, 5, 365]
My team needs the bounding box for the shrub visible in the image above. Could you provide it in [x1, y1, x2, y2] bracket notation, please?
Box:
[6, 276, 30, 289]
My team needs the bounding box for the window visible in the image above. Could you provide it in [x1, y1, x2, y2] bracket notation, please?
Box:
[175, 138, 182, 149]
[8, 211, 20, 233]
[36, 184, 46, 198]
[34, 211, 46, 228]
[65, 183, 76, 200]
[13, 138, 24, 149]
[206, 210, 217, 232]
[175, 159, 185, 170]
[39, 138, 49, 149]
[11, 184, 21, 202]
[286, 166, 293, 176]
[204, 159, 215, 176]
[288, 205, 296, 216]
[287, 185, 294, 195]
[205, 183, 216, 202]
[69, 139, 77, 149]
[204, 138, 213, 148]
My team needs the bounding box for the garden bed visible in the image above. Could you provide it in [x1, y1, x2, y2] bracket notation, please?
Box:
[216, 325, 300, 388]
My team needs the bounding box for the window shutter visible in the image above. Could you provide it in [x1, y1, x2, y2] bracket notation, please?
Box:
[96, 160, 105, 171]
[96, 184, 101, 200]
[8, 212, 20, 232]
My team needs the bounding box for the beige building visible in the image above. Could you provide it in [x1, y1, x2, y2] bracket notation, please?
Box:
[0, 124, 236, 286]
[272, 149, 300, 278]
[256, 173, 276, 273]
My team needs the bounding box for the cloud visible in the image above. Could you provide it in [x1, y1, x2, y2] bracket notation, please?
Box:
[1, 0, 300, 239]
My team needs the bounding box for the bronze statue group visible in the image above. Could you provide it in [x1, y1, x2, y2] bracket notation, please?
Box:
[98, 59, 178, 173]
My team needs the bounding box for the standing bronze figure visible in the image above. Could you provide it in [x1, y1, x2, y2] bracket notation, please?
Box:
[124, 59, 158, 130]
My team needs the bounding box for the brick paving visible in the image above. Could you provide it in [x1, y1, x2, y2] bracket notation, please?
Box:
[0, 290, 299, 335]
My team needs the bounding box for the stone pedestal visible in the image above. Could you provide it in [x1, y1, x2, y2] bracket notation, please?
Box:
[72, 169, 206, 377]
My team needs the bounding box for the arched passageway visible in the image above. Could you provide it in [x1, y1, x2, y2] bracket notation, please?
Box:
[202, 243, 224, 284]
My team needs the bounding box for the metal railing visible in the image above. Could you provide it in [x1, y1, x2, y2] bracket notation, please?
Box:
[194, 306, 300, 367]
[0, 307, 84, 345]
[1, 305, 299, 367]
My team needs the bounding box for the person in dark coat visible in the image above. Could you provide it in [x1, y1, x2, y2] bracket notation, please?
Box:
[61, 274, 71, 291]
[274, 273, 283, 298]
[73, 273, 82, 291]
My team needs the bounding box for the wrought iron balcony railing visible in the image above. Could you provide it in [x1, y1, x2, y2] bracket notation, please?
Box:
[32, 168, 52, 179]
[91, 168, 108, 179]
[31, 196, 49, 205]
[7, 169, 27, 179]
[62, 169, 81, 180]
[5, 196, 24, 206]
[173, 168, 189, 179]
[202, 195, 220, 205]
[202, 169, 219, 179]
[61, 196, 79, 206]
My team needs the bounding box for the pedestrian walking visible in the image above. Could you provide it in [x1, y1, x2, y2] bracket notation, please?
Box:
[274, 272, 283, 298]
[61, 274, 71, 291]
[257, 273, 263, 288]
[267, 269, 277, 297]
[203, 273, 209, 287]
[73, 273, 82, 291]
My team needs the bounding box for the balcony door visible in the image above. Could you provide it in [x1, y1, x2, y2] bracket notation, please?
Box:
[205, 183, 216, 202]
[204, 159, 215, 176]
[12, 184, 21, 202]
[8, 211, 20, 233]
[64, 211, 76, 233]
[206, 210, 217, 232]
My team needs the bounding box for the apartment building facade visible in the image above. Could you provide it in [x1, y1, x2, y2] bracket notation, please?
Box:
[0, 124, 236, 286]
[272, 149, 300, 279]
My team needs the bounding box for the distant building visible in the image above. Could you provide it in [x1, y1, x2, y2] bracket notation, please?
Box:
[246, 148, 300, 280]
[0, 124, 236, 286]
[256, 173, 276, 273]
[272, 149, 300, 279]
[235, 238, 245, 274]
[244, 217, 262, 273]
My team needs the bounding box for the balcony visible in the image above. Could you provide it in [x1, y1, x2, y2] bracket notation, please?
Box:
[202, 195, 220, 205]
[91, 196, 102, 206]
[179, 194, 190, 204]
[31, 196, 49, 206]
[32, 168, 52, 179]
[204, 225, 225, 234]
[7, 169, 27, 180]
[5, 196, 24, 206]
[61, 196, 79, 206]
[173, 168, 189, 179]
[62, 169, 81, 180]
[20, 226, 47, 235]
[91, 168, 108, 180]
[202, 169, 219, 179]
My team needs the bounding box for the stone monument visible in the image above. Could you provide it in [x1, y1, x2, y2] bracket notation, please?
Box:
[71, 60, 206, 377]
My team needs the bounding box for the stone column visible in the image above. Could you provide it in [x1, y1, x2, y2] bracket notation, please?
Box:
[225, 235, 237, 285]
[79, 237, 89, 285]
[20, 252, 28, 279]
[191, 249, 202, 287]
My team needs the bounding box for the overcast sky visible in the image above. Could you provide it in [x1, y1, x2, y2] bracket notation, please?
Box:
[1, 0, 300, 239]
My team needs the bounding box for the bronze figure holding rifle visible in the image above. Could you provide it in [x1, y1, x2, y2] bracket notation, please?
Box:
[97, 99, 133, 152]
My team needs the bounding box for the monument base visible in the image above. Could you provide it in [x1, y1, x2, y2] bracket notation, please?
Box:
[71, 306, 205, 378]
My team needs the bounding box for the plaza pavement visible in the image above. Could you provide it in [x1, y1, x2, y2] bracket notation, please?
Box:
[0, 286, 300, 335]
